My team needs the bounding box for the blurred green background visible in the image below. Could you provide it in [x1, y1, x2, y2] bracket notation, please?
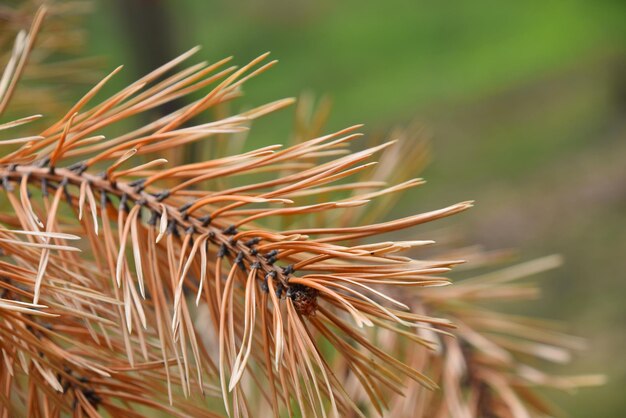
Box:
[30, 0, 626, 415]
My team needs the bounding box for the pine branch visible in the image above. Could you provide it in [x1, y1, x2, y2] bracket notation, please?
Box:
[0, 6, 601, 418]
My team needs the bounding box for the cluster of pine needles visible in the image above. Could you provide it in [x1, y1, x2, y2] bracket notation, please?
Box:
[0, 5, 602, 418]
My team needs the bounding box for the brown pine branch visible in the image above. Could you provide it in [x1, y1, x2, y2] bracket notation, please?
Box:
[0, 7, 602, 418]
